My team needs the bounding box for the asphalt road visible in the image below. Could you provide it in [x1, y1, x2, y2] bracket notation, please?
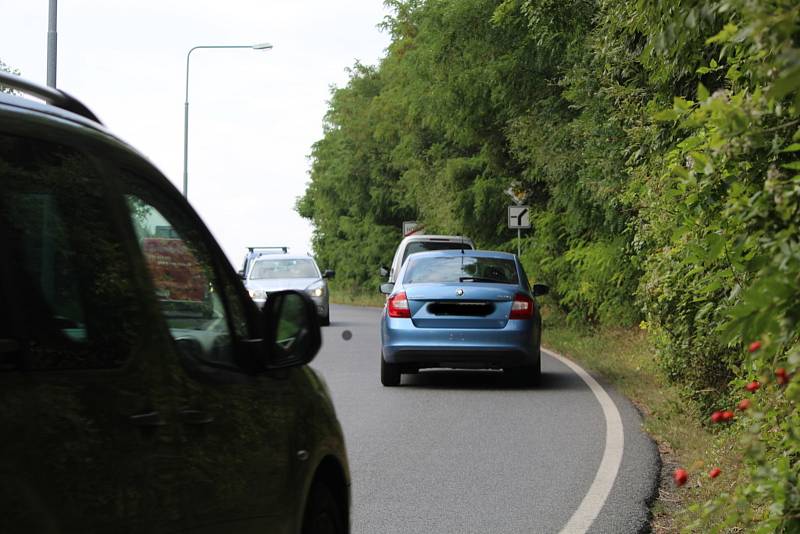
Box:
[311, 305, 659, 534]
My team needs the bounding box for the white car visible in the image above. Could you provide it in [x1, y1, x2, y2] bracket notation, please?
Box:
[245, 254, 334, 325]
[381, 234, 475, 283]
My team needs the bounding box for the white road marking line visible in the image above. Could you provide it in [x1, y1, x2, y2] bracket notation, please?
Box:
[544, 348, 626, 534]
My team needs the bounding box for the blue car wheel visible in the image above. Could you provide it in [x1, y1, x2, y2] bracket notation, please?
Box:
[381, 353, 401, 387]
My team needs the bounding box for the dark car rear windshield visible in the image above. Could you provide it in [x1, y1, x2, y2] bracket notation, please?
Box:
[403, 256, 518, 285]
[402, 241, 473, 264]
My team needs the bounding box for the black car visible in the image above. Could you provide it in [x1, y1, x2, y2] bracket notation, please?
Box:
[0, 72, 349, 533]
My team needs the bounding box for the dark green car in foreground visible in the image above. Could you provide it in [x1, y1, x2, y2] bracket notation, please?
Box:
[0, 72, 349, 533]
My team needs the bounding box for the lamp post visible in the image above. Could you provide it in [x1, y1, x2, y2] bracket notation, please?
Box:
[47, 0, 57, 87]
[183, 42, 273, 198]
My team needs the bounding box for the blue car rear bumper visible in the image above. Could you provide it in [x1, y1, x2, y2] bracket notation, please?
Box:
[381, 316, 540, 368]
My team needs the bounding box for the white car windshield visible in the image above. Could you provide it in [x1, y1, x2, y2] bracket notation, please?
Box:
[249, 259, 319, 280]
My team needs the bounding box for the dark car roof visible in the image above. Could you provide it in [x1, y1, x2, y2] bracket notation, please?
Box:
[0, 76, 167, 184]
[0, 87, 174, 198]
[1, 74, 238, 283]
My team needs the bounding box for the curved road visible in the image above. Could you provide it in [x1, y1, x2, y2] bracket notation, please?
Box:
[312, 305, 659, 534]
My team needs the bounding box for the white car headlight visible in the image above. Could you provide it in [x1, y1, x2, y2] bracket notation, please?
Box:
[306, 282, 325, 298]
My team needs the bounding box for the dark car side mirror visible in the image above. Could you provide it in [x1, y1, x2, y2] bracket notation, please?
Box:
[260, 290, 321, 369]
[532, 283, 549, 297]
[379, 283, 394, 295]
[322, 269, 335, 279]
[379, 266, 389, 278]
[237, 269, 246, 280]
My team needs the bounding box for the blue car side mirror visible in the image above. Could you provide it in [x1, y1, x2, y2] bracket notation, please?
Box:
[532, 283, 549, 297]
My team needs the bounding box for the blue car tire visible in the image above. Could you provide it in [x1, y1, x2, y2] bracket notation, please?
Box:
[381, 353, 401, 387]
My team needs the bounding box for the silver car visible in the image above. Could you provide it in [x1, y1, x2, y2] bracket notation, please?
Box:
[245, 254, 334, 325]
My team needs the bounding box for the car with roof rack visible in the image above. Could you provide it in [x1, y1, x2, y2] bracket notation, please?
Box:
[244, 252, 335, 326]
[238, 245, 289, 278]
[0, 71, 350, 533]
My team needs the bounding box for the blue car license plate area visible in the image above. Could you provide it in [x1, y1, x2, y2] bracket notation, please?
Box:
[410, 299, 510, 329]
[426, 301, 494, 316]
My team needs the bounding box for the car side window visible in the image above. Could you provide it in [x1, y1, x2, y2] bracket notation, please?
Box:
[0, 134, 143, 371]
[121, 174, 249, 368]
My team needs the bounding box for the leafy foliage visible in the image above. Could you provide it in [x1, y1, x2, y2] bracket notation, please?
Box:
[299, 1, 800, 527]
[0, 59, 21, 94]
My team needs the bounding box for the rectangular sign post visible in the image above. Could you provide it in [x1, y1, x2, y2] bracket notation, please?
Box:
[508, 206, 530, 257]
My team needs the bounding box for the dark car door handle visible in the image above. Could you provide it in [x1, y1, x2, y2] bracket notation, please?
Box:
[179, 409, 215, 425]
[129, 411, 166, 427]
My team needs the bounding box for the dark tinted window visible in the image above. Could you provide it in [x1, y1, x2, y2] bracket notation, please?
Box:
[402, 240, 473, 264]
[0, 134, 142, 371]
[404, 256, 519, 284]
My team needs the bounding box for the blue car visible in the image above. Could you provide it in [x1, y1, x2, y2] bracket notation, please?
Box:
[379, 250, 549, 386]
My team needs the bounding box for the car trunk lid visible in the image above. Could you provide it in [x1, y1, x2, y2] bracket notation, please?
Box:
[405, 283, 516, 329]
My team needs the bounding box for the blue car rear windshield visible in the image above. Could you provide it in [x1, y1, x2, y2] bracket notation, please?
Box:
[404, 256, 518, 284]
[249, 259, 319, 279]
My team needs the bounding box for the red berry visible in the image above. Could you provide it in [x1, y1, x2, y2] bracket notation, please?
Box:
[722, 410, 735, 421]
[748, 341, 761, 353]
[711, 411, 724, 423]
[737, 399, 751, 411]
[776, 368, 789, 385]
[745, 381, 760, 392]
[673, 468, 688, 486]
[709, 467, 721, 479]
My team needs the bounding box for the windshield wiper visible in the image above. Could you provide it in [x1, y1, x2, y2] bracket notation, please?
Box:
[458, 276, 500, 283]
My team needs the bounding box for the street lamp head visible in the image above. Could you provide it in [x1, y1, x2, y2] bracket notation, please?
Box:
[251, 42, 273, 50]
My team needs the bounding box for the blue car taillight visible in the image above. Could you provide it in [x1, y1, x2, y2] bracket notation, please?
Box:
[388, 291, 411, 318]
[509, 293, 534, 320]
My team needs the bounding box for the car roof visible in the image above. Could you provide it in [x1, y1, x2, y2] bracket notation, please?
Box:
[252, 254, 318, 263]
[0, 71, 102, 123]
[399, 234, 473, 244]
[405, 249, 517, 260]
[0, 78, 166, 180]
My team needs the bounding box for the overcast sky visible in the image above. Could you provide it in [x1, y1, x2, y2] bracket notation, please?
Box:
[0, 0, 392, 268]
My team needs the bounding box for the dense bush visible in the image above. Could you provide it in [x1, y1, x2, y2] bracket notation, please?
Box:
[299, 2, 800, 528]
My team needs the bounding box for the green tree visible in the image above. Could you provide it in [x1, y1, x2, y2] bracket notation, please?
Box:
[0, 59, 21, 94]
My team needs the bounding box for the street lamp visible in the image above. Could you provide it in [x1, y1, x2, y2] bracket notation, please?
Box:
[182, 42, 273, 198]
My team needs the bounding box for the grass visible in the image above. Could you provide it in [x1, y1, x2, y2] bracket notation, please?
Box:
[328, 283, 385, 307]
[542, 315, 746, 532]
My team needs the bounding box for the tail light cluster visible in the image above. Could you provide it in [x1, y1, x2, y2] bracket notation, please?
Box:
[509, 293, 534, 320]
[389, 291, 534, 320]
[388, 291, 411, 318]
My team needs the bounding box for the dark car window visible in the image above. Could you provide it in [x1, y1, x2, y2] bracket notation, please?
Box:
[0, 134, 143, 371]
[402, 241, 473, 265]
[122, 175, 248, 367]
[404, 256, 519, 284]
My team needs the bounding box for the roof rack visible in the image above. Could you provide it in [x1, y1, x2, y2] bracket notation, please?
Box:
[0, 71, 102, 124]
[247, 246, 288, 254]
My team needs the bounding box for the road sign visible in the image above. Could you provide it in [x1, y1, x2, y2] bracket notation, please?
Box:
[403, 221, 424, 236]
[505, 185, 526, 205]
[508, 206, 530, 229]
